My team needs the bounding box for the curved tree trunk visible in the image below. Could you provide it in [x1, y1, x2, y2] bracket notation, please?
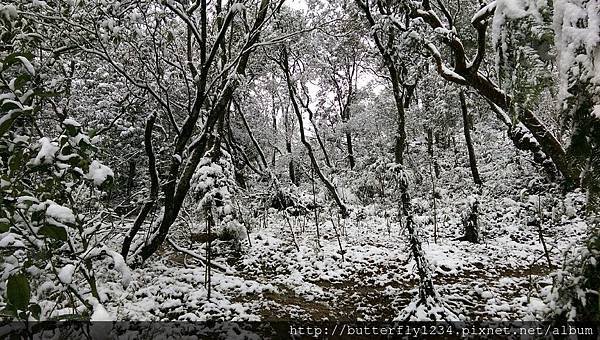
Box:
[392, 79, 407, 165]
[355, 0, 409, 165]
[396, 0, 575, 183]
[121, 114, 159, 260]
[283, 104, 298, 186]
[311, 119, 332, 168]
[459, 91, 483, 185]
[488, 102, 560, 180]
[233, 98, 269, 170]
[132, 0, 273, 265]
[279, 47, 348, 217]
[298, 92, 332, 168]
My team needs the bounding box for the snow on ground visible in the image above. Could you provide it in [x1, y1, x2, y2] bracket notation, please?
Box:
[101, 127, 588, 321]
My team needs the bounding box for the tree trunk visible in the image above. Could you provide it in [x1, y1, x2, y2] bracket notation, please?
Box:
[233, 99, 268, 170]
[406, 1, 574, 183]
[467, 73, 568, 181]
[459, 91, 482, 185]
[310, 118, 332, 168]
[286, 140, 297, 186]
[280, 47, 348, 217]
[271, 93, 277, 167]
[126, 160, 136, 199]
[121, 114, 159, 260]
[131, 0, 272, 265]
[489, 102, 560, 180]
[342, 102, 355, 169]
[426, 126, 434, 157]
[392, 78, 407, 165]
[299, 93, 332, 168]
[456, 199, 479, 243]
[284, 104, 298, 186]
[345, 130, 355, 169]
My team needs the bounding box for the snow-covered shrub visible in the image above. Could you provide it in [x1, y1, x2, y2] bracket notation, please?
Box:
[353, 157, 388, 203]
[547, 221, 600, 320]
[270, 186, 301, 211]
[353, 156, 416, 205]
[0, 20, 124, 320]
[217, 220, 247, 242]
[190, 145, 246, 243]
[492, 0, 554, 112]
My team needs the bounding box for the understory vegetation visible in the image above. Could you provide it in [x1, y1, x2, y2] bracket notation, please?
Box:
[0, 0, 598, 324]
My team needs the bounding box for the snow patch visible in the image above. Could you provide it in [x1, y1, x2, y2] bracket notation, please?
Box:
[91, 303, 113, 321]
[31, 137, 59, 166]
[85, 160, 114, 186]
[58, 264, 76, 284]
[46, 202, 76, 224]
[593, 105, 600, 119]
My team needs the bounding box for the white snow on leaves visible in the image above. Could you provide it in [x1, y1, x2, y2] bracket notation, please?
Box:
[85, 160, 114, 186]
[45, 201, 76, 224]
[86, 246, 132, 288]
[58, 264, 76, 284]
[30, 137, 59, 166]
[554, 0, 600, 101]
[593, 105, 600, 119]
[91, 302, 113, 321]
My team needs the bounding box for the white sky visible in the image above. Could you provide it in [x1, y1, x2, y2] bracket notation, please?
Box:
[285, 0, 309, 11]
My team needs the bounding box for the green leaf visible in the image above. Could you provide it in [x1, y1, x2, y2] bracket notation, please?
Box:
[12, 74, 32, 92]
[6, 273, 30, 311]
[2, 52, 34, 70]
[8, 149, 23, 174]
[0, 218, 9, 232]
[28, 303, 41, 320]
[1, 99, 23, 111]
[48, 313, 86, 321]
[38, 225, 67, 241]
[0, 112, 20, 137]
[31, 209, 45, 223]
[0, 307, 17, 318]
[65, 125, 78, 137]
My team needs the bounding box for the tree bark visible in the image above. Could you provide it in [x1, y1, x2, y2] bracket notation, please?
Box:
[233, 98, 268, 170]
[345, 130, 355, 169]
[132, 0, 273, 264]
[413, 2, 574, 182]
[280, 47, 348, 217]
[459, 91, 483, 185]
[355, 0, 407, 165]
[121, 114, 159, 260]
[286, 140, 297, 186]
[271, 98, 277, 167]
[312, 119, 332, 168]
[298, 89, 333, 168]
[283, 104, 298, 186]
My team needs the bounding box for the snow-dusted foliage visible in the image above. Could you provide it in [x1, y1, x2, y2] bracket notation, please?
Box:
[547, 224, 600, 320]
[1, 0, 598, 328]
[0, 13, 124, 321]
[490, 1, 599, 320]
[491, 0, 554, 110]
[553, 0, 600, 106]
[190, 146, 246, 242]
[552, 0, 600, 210]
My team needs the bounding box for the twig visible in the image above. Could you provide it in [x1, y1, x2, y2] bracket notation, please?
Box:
[166, 237, 231, 273]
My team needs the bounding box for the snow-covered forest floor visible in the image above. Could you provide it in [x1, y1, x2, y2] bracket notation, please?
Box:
[98, 127, 589, 322]
[2, 0, 599, 328]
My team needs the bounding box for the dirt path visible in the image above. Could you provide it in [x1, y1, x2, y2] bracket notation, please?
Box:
[232, 225, 556, 321]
